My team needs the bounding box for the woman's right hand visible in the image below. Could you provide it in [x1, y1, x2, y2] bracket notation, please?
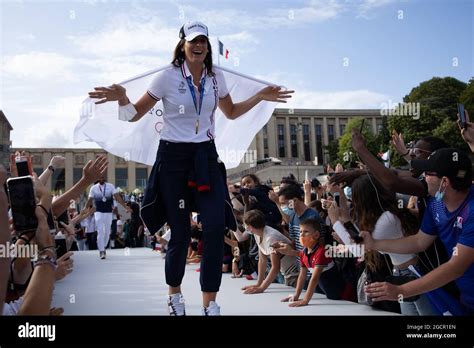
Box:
[88, 84, 127, 105]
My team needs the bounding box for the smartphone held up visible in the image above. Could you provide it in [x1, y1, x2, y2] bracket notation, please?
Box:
[6, 175, 38, 235]
[458, 103, 467, 129]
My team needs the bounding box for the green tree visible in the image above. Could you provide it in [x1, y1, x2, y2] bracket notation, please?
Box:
[337, 117, 378, 168]
[323, 139, 339, 167]
[375, 115, 391, 152]
[459, 77, 474, 115]
[388, 76, 469, 167]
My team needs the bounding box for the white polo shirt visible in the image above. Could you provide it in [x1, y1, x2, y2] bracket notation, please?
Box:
[88, 182, 118, 203]
[147, 61, 229, 143]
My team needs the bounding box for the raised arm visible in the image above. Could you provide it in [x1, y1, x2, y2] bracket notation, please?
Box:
[218, 86, 294, 120]
[18, 175, 56, 315]
[39, 156, 65, 186]
[351, 129, 427, 197]
[51, 155, 108, 218]
[0, 166, 10, 314]
[88, 84, 157, 123]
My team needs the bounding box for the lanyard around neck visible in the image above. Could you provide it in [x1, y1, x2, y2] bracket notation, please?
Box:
[185, 74, 206, 134]
[99, 184, 106, 198]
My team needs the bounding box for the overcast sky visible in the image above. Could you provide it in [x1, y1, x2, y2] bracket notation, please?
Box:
[1, 0, 472, 148]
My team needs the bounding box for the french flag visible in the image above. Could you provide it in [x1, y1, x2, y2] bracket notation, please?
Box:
[218, 40, 229, 59]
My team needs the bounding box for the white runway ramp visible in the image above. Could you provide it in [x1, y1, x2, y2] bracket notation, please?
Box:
[52, 248, 397, 316]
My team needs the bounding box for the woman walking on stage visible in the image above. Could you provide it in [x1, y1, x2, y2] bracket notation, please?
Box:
[88, 21, 293, 315]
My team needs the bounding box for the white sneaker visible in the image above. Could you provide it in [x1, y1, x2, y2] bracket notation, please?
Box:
[202, 301, 220, 316]
[167, 293, 186, 316]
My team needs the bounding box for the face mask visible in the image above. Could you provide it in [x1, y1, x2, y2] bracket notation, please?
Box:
[435, 180, 446, 202]
[299, 235, 317, 249]
[281, 205, 295, 216]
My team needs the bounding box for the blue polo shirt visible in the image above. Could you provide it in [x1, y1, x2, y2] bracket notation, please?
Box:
[288, 208, 321, 252]
[420, 185, 474, 311]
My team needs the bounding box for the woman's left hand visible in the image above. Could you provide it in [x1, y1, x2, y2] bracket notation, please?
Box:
[257, 86, 294, 103]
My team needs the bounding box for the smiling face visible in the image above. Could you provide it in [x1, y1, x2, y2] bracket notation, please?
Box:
[184, 35, 208, 65]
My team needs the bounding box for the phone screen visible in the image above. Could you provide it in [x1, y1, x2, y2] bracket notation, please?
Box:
[458, 103, 466, 129]
[7, 176, 38, 234]
[343, 221, 363, 244]
[16, 161, 31, 177]
[334, 192, 340, 207]
[55, 238, 68, 259]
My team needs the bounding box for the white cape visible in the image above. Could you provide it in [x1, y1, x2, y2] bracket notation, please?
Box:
[73, 65, 279, 169]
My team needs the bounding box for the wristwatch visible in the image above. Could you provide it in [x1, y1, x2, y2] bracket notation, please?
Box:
[48, 165, 55, 173]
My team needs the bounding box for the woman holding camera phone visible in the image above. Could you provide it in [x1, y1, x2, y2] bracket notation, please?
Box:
[88, 21, 293, 315]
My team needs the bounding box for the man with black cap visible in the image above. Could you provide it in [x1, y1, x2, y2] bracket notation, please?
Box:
[361, 148, 474, 315]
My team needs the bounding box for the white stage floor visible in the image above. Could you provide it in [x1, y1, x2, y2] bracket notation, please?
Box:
[52, 248, 397, 316]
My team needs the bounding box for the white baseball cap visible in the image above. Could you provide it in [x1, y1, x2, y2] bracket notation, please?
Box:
[179, 21, 209, 41]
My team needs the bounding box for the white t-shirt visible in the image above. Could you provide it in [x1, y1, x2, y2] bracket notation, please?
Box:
[88, 182, 118, 202]
[371, 211, 417, 266]
[147, 62, 229, 143]
[254, 226, 299, 281]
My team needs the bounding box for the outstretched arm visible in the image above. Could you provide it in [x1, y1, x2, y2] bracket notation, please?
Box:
[88, 85, 157, 123]
[219, 86, 294, 120]
[366, 243, 474, 302]
[351, 129, 427, 197]
[51, 155, 108, 217]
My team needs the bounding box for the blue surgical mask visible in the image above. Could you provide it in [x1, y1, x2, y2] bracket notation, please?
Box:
[281, 205, 295, 216]
[435, 180, 446, 202]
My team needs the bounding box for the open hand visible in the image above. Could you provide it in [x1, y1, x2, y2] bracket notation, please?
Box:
[88, 84, 127, 105]
[82, 155, 108, 184]
[257, 86, 294, 103]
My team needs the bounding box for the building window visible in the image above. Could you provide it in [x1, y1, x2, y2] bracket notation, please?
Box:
[303, 124, 310, 161]
[328, 125, 335, 142]
[32, 155, 42, 166]
[315, 124, 323, 165]
[73, 168, 82, 185]
[339, 124, 346, 136]
[136, 168, 148, 189]
[262, 125, 269, 152]
[277, 124, 285, 158]
[115, 168, 128, 189]
[52, 169, 65, 193]
[74, 155, 85, 166]
[290, 124, 298, 158]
